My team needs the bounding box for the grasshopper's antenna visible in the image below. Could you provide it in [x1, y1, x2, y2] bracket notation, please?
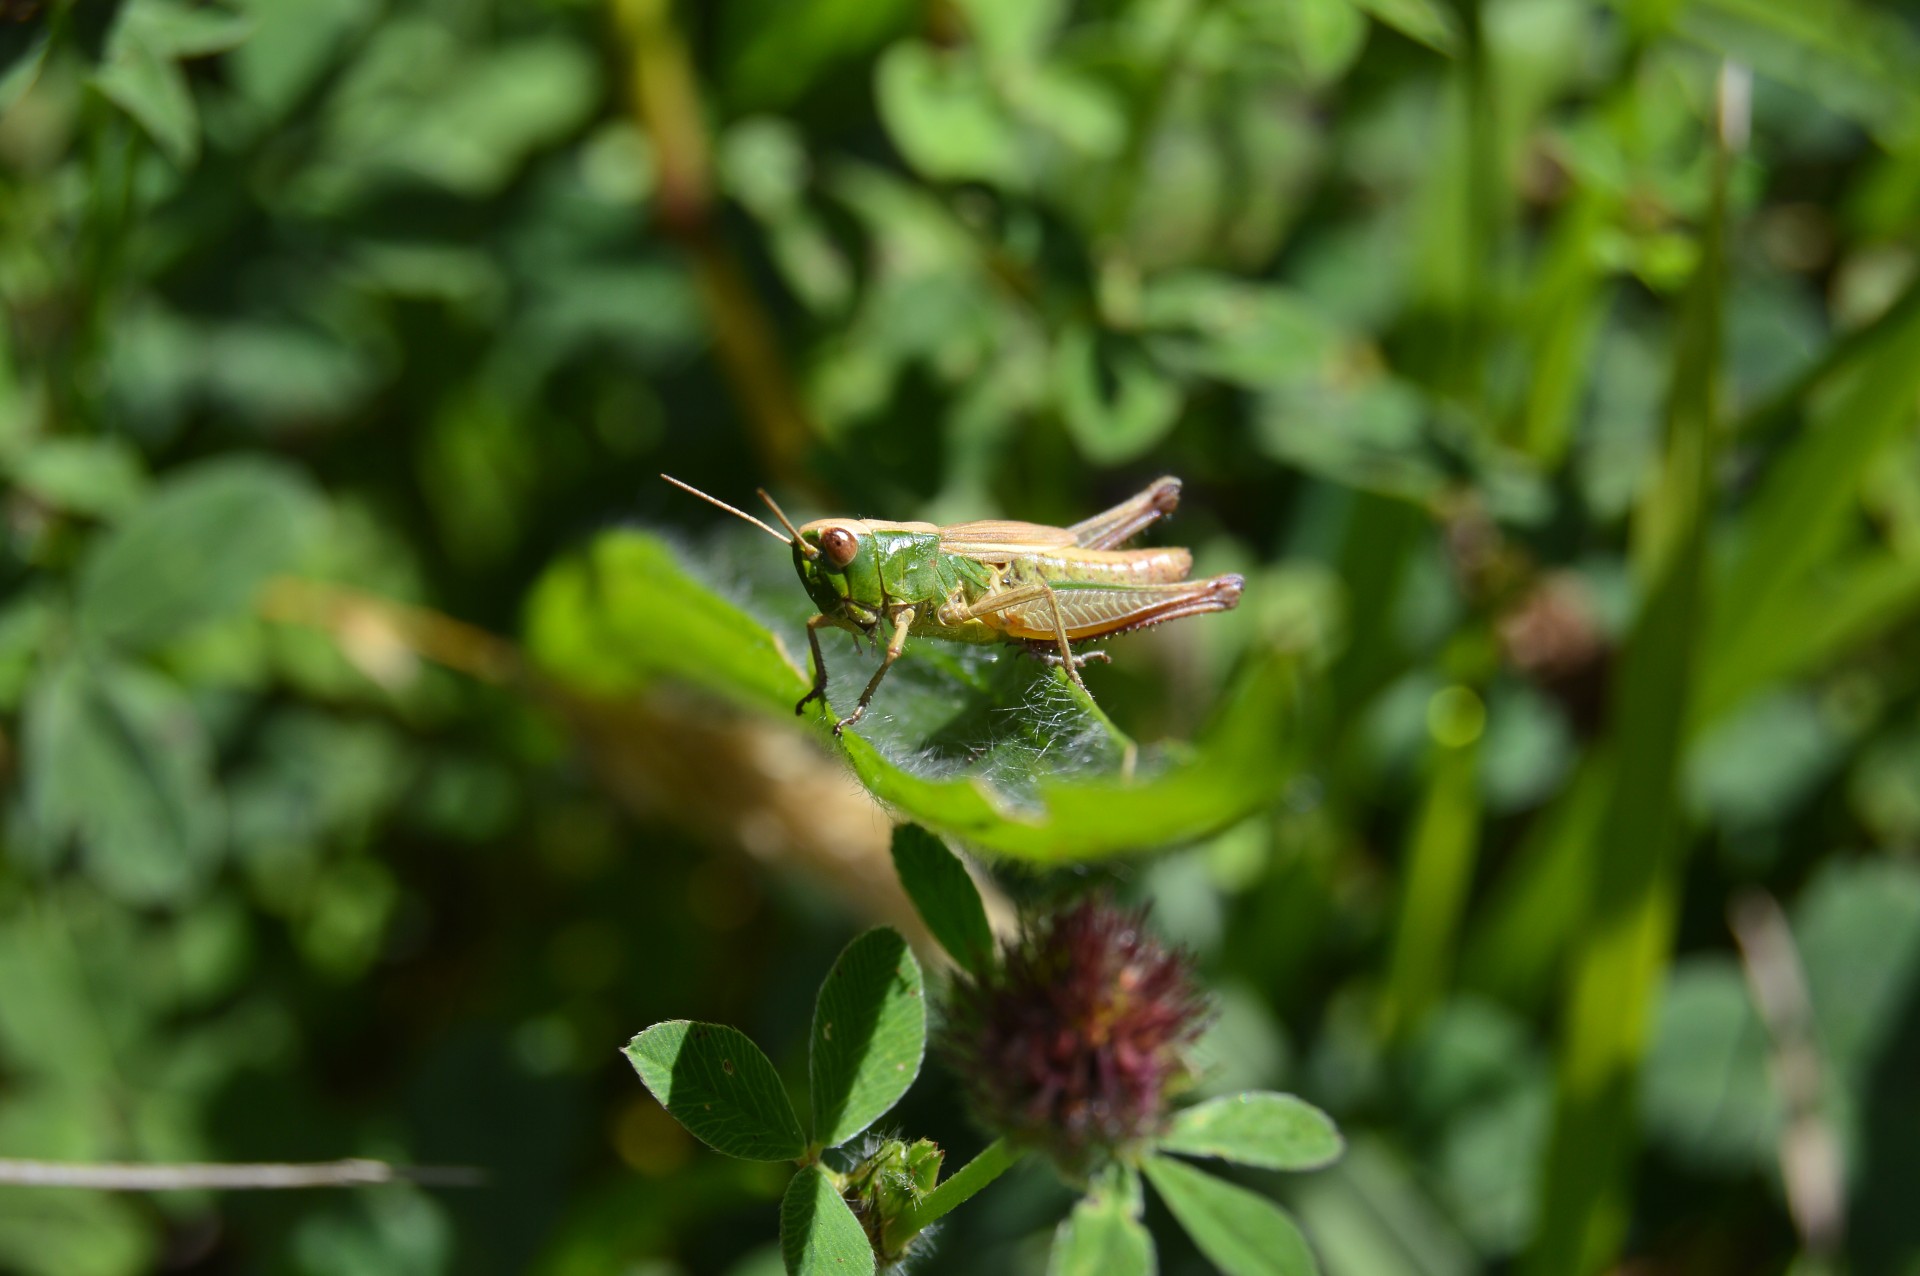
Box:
[757, 489, 817, 558]
[660, 474, 797, 549]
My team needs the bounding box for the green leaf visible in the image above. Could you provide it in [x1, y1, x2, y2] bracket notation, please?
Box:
[1713, 287, 1920, 665]
[1161, 1093, 1344, 1171]
[889, 825, 994, 976]
[836, 647, 1297, 860]
[524, 531, 811, 713]
[21, 659, 224, 905]
[1677, 0, 1920, 142]
[0, 1188, 153, 1276]
[76, 457, 323, 651]
[0, 21, 51, 113]
[89, 0, 245, 169]
[625, 1021, 807, 1162]
[1050, 1169, 1156, 1276]
[320, 36, 602, 197]
[1288, 1139, 1477, 1276]
[1237, 0, 1369, 86]
[875, 41, 1024, 187]
[9, 438, 149, 518]
[809, 928, 926, 1149]
[1349, 0, 1460, 54]
[780, 1165, 876, 1276]
[526, 530, 1302, 863]
[1793, 858, 1920, 1077]
[1055, 325, 1182, 465]
[1142, 1154, 1320, 1276]
[93, 39, 199, 167]
[1640, 959, 1777, 1172]
[0, 591, 49, 712]
[126, 0, 254, 58]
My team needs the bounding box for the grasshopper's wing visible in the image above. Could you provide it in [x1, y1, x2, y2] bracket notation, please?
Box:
[937, 520, 1079, 561]
[938, 474, 1181, 559]
[967, 574, 1244, 642]
[1066, 477, 1181, 549]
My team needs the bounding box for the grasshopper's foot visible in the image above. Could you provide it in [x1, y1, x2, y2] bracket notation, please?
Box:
[831, 704, 869, 737]
[796, 685, 827, 717]
[1027, 647, 1111, 671]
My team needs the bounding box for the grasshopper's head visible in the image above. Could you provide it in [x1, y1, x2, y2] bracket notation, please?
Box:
[793, 518, 878, 616]
[658, 475, 879, 621]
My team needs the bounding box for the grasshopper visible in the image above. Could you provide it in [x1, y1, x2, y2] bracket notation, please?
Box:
[662, 475, 1244, 736]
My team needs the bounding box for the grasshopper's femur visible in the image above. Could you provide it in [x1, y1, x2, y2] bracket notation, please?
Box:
[659, 474, 807, 553]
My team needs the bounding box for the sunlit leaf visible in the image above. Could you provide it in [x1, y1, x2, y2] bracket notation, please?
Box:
[890, 825, 995, 975]
[93, 39, 199, 166]
[626, 1021, 807, 1162]
[1050, 1168, 1155, 1276]
[875, 41, 1024, 187]
[9, 438, 149, 518]
[809, 928, 925, 1149]
[1161, 1092, 1343, 1171]
[526, 530, 1303, 863]
[780, 1165, 875, 1276]
[1143, 1154, 1319, 1276]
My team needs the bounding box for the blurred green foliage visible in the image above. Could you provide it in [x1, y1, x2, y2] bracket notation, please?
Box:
[3, 0, 1920, 1273]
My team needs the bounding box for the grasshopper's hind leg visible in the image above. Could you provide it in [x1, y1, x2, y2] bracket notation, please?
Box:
[1035, 576, 1088, 693]
[1025, 646, 1112, 670]
[1032, 580, 1137, 777]
[796, 613, 834, 717]
[833, 605, 915, 736]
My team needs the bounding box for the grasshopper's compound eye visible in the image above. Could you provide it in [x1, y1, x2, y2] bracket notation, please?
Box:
[820, 527, 860, 568]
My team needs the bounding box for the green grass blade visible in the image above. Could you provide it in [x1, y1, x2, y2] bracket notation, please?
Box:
[1524, 98, 1727, 1276]
[1457, 751, 1610, 1008]
[1512, 195, 1611, 463]
[1377, 701, 1484, 1041]
[1698, 551, 1920, 725]
[1713, 288, 1920, 652]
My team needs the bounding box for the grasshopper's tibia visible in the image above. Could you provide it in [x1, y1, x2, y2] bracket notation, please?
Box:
[833, 606, 915, 735]
[1026, 647, 1113, 670]
[797, 614, 834, 718]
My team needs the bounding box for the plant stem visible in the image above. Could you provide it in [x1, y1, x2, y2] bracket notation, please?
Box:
[882, 1138, 1019, 1253]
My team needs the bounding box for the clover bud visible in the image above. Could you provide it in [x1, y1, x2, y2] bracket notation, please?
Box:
[945, 895, 1208, 1177]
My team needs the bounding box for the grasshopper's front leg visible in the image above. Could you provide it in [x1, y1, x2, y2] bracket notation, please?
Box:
[832, 605, 915, 736]
[796, 613, 834, 717]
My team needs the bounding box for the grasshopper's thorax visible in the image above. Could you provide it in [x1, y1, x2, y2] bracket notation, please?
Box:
[793, 516, 944, 622]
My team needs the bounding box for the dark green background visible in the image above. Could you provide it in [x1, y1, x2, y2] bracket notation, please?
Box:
[3, 0, 1920, 1273]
